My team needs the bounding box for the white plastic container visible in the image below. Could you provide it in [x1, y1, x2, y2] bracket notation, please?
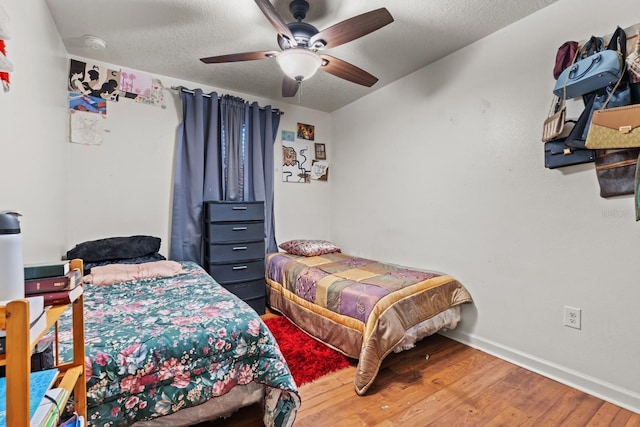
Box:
[0, 212, 25, 301]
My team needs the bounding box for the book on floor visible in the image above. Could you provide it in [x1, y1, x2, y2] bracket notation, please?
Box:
[24, 261, 70, 281]
[0, 368, 59, 426]
[25, 268, 81, 295]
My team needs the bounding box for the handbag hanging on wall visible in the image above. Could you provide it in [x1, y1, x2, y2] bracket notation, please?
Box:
[585, 73, 640, 149]
[543, 45, 578, 143]
[580, 27, 632, 140]
[594, 148, 640, 198]
[541, 96, 566, 142]
[553, 36, 623, 99]
[553, 41, 578, 80]
[585, 104, 640, 149]
[544, 119, 596, 169]
[544, 140, 596, 169]
[563, 96, 595, 149]
[582, 84, 632, 140]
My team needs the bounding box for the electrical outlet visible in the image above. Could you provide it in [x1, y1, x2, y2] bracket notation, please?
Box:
[564, 306, 582, 330]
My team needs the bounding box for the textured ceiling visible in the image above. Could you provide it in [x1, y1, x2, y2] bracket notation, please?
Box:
[44, 0, 558, 112]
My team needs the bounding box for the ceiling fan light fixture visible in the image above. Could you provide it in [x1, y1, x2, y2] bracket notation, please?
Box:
[276, 48, 321, 81]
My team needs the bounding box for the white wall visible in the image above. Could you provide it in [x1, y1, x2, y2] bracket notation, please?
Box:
[64, 60, 333, 258]
[330, 0, 639, 412]
[0, 0, 69, 263]
[275, 111, 333, 242]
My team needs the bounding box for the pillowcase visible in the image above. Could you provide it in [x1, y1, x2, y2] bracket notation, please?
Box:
[66, 235, 161, 262]
[82, 252, 166, 274]
[278, 239, 341, 257]
[84, 260, 185, 286]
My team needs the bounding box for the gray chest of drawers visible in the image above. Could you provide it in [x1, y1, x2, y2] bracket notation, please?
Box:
[203, 201, 266, 314]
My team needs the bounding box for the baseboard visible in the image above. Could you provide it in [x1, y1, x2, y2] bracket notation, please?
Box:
[439, 329, 640, 415]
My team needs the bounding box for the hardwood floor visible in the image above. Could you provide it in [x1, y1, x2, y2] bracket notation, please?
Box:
[208, 333, 640, 426]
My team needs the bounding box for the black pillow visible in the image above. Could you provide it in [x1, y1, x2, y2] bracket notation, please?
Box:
[66, 235, 161, 263]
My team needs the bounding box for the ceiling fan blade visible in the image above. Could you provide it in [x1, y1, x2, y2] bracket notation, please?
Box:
[282, 75, 299, 97]
[309, 8, 393, 49]
[200, 50, 278, 64]
[254, 0, 298, 47]
[320, 55, 378, 87]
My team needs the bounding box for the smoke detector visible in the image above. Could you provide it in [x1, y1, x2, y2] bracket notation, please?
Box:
[83, 35, 106, 50]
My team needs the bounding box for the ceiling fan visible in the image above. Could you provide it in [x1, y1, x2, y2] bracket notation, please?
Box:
[200, 0, 394, 98]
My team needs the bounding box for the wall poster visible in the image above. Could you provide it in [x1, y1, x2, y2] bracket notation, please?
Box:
[68, 92, 107, 114]
[282, 142, 311, 183]
[281, 130, 295, 142]
[68, 58, 120, 101]
[311, 160, 329, 181]
[297, 122, 315, 140]
[69, 110, 107, 145]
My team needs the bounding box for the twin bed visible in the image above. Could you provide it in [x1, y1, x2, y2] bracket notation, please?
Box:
[265, 240, 473, 395]
[54, 260, 299, 427]
[53, 236, 471, 425]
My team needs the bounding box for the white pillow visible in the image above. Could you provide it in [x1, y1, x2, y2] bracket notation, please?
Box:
[0, 5, 10, 40]
[84, 261, 185, 286]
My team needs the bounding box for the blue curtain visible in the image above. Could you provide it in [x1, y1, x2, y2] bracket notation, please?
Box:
[248, 102, 279, 253]
[220, 95, 246, 201]
[170, 88, 280, 262]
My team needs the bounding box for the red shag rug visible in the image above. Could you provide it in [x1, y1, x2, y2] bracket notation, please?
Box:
[264, 316, 352, 386]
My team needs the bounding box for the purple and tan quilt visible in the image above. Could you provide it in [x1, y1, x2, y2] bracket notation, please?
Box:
[54, 261, 300, 426]
[266, 252, 472, 395]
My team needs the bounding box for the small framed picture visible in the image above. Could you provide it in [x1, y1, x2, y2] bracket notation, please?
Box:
[314, 143, 326, 160]
[281, 130, 295, 142]
[311, 160, 329, 181]
[297, 122, 315, 140]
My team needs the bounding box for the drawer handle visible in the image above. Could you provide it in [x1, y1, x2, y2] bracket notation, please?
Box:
[232, 246, 248, 251]
[232, 265, 248, 270]
[232, 227, 248, 231]
[232, 206, 248, 210]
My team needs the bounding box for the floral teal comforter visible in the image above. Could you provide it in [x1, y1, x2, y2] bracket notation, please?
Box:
[55, 261, 300, 426]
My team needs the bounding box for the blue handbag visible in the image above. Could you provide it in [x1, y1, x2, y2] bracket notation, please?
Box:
[553, 37, 623, 99]
[544, 139, 596, 169]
